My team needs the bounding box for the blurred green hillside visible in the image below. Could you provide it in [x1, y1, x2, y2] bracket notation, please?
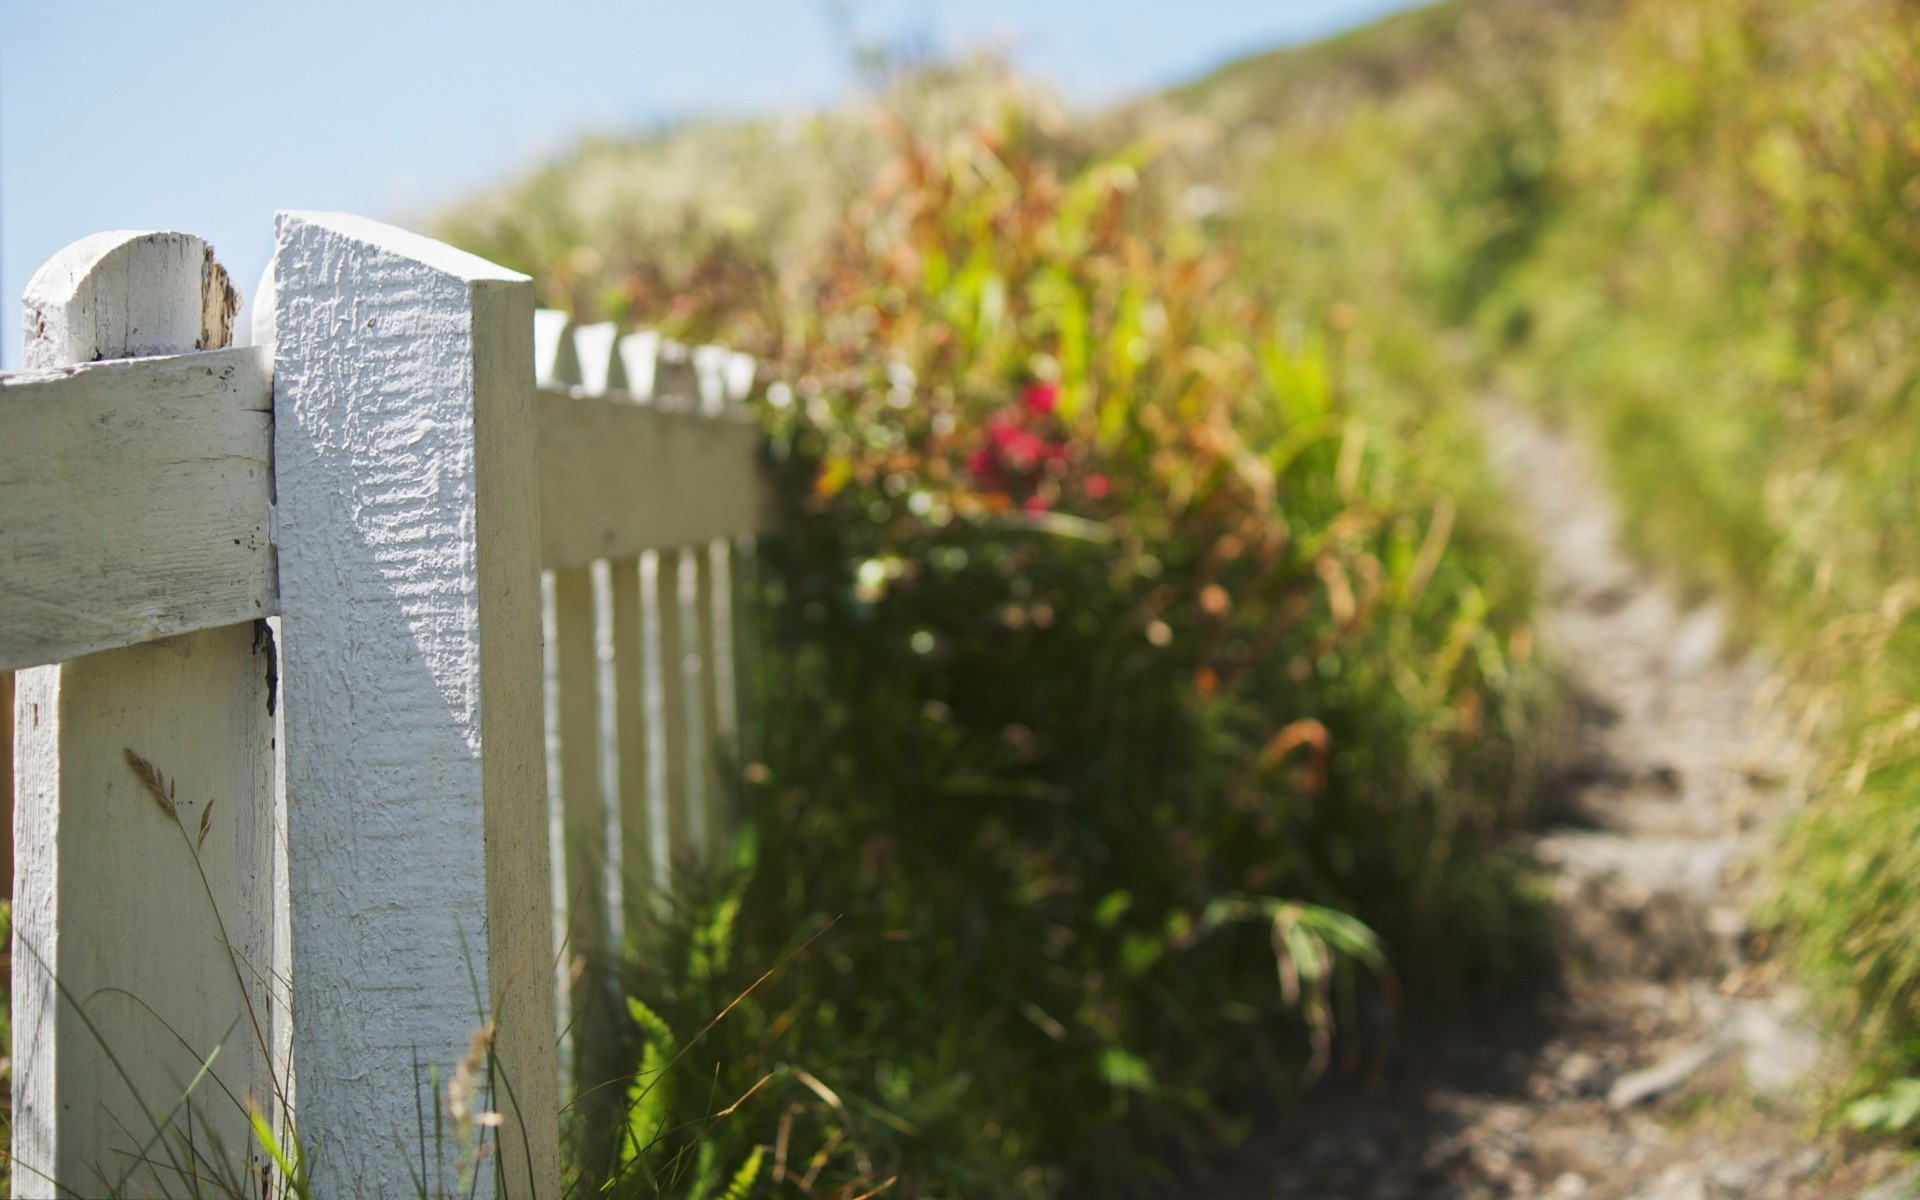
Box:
[438, 0, 1920, 1189]
[1164, 0, 1920, 1131]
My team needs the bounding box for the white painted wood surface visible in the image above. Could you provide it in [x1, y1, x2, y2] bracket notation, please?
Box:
[22, 230, 238, 370]
[572, 321, 626, 396]
[12, 231, 276, 1197]
[269, 211, 558, 1197]
[618, 330, 660, 401]
[694, 547, 726, 849]
[656, 549, 696, 863]
[536, 392, 765, 570]
[0, 346, 275, 671]
[607, 559, 655, 928]
[550, 566, 618, 1125]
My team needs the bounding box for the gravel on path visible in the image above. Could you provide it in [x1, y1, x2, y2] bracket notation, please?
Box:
[1172, 401, 1916, 1200]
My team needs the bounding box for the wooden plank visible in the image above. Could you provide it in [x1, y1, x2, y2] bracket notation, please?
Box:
[12, 230, 277, 1197]
[270, 210, 558, 1196]
[550, 566, 618, 1146]
[693, 345, 729, 415]
[0, 346, 275, 671]
[694, 545, 726, 851]
[607, 557, 654, 929]
[656, 339, 695, 408]
[572, 321, 626, 396]
[22, 229, 238, 369]
[732, 534, 762, 769]
[533, 308, 579, 389]
[724, 351, 756, 420]
[591, 560, 622, 949]
[656, 549, 696, 865]
[536, 390, 767, 570]
[618, 331, 659, 402]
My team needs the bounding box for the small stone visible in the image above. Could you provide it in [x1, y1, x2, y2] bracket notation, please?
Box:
[1556, 1050, 1604, 1094]
[1727, 1003, 1822, 1095]
[1608, 1039, 1726, 1109]
[1546, 1175, 1590, 1199]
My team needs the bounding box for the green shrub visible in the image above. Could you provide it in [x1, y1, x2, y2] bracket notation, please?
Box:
[498, 85, 1554, 1197]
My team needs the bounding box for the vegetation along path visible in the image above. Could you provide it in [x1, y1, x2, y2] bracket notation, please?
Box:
[1189, 403, 1918, 1199]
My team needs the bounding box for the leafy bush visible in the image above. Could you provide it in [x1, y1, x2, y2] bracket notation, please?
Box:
[481, 84, 1555, 1197]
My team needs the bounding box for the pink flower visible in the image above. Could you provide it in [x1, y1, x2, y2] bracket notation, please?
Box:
[1023, 493, 1051, 514]
[1084, 474, 1111, 500]
[1022, 382, 1060, 416]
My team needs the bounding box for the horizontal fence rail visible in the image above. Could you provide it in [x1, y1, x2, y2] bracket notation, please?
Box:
[0, 224, 771, 1195]
[0, 346, 276, 672]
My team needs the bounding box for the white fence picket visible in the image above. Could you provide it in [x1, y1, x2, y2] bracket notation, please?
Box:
[11, 231, 278, 1195]
[608, 559, 655, 928]
[269, 211, 558, 1196]
[655, 549, 697, 864]
[3, 228, 770, 1186]
[694, 546, 728, 850]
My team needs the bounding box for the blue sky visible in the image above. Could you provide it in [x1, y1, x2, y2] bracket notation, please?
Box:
[1, 0, 1424, 366]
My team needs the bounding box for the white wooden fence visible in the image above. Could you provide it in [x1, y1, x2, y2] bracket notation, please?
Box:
[0, 216, 766, 1197]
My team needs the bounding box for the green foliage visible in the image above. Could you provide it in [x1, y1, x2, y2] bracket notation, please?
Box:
[1850, 1079, 1920, 1136]
[1175, 0, 1920, 1132]
[1468, 0, 1920, 1121]
[461, 69, 1554, 1197]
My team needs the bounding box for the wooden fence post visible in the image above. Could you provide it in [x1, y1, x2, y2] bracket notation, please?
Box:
[12, 232, 277, 1196]
[269, 211, 558, 1196]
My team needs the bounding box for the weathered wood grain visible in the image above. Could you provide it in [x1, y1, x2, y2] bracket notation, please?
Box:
[270, 210, 558, 1196]
[694, 546, 726, 850]
[22, 230, 237, 370]
[11, 230, 276, 1197]
[0, 346, 275, 671]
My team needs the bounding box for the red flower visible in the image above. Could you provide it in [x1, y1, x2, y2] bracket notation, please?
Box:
[1084, 474, 1111, 500]
[1023, 493, 1051, 514]
[1022, 382, 1060, 416]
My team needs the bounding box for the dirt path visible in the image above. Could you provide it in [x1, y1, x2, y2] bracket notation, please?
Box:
[1180, 403, 1917, 1199]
